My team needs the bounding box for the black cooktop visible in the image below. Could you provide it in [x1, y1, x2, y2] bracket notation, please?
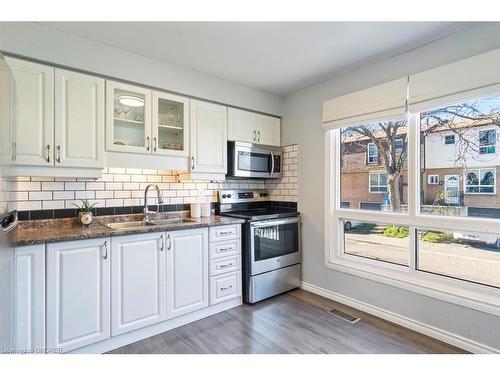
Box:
[220, 207, 298, 221]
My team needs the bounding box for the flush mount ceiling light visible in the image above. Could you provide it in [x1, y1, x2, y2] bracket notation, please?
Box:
[118, 95, 144, 107]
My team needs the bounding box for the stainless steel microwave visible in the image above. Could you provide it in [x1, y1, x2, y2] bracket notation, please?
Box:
[227, 141, 282, 179]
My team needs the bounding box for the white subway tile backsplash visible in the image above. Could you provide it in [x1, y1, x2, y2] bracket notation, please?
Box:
[5, 144, 298, 212]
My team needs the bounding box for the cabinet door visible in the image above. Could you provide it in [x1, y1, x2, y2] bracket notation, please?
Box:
[14, 245, 45, 351]
[257, 115, 281, 146]
[166, 228, 208, 319]
[54, 69, 104, 169]
[106, 81, 152, 154]
[228, 108, 258, 143]
[46, 238, 110, 352]
[152, 91, 189, 157]
[190, 100, 227, 174]
[5, 57, 53, 166]
[111, 233, 166, 336]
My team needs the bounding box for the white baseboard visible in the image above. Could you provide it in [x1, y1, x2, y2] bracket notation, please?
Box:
[301, 282, 499, 354]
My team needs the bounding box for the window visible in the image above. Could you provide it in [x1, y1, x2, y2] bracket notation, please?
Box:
[367, 143, 378, 164]
[444, 134, 455, 145]
[465, 168, 496, 194]
[428, 175, 439, 185]
[479, 129, 496, 154]
[340, 120, 407, 214]
[395, 138, 404, 149]
[369, 172, 388, 193]
[328, 94, 500, 310]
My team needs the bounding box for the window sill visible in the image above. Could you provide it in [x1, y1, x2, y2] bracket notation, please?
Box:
[325, 255, 500, 317]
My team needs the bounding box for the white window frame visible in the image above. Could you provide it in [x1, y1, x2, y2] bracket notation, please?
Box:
[325, 113, 500, 317]
[464, 168, 496, 195]
[444, 134, 456, 145]
[478, 128, 497, 155]
[367, 142, 378, 164]
[368, 171, 388, 193]
[428, 175, 439, 185]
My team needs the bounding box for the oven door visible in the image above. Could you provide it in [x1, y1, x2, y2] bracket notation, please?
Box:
[250, 217, 301, 275]
[232, 143, 282, 179]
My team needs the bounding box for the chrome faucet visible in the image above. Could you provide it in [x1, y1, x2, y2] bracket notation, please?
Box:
[143, 184, 164, 223]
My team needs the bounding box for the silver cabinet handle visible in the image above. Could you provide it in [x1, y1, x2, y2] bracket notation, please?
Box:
[191, 156, 195, 170]
[220, 285, 233, 291]
[219, 247, 233, 252]
[253, 130, 256, 142]
[11, 142, 16, 161]
[46, 144, 51, 163]
[166, 234, 171, 251]
[153, 137, 157, 152]
[56, 145, 61, 163]
[103, 241, 108, 260]
[160, 234, 164, 251]
[219, 231, 233, 236]
[257, 131, 261, 142]
[219, 263, 233, 269]
[146, 136, 150, 151]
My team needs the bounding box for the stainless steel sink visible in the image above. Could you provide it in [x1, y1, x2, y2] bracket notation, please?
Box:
[151, 218, 196, 225]
[102, 221, 156, 230]
[102, 218, 196, 230]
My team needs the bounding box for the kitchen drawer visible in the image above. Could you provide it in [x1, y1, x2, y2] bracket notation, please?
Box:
[210, 271, 241, 305]
[209, 255, 240, 276]
[209, 239, 240, 259]
[209, 224, 240, 242]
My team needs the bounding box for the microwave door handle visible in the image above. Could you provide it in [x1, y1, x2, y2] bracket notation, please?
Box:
[270, 151, 275, 177]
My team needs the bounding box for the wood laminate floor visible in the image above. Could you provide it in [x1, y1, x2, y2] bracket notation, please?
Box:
[108, 289, 466, 354]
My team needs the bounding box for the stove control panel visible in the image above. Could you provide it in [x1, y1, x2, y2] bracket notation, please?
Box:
[218, 190, 269, 204]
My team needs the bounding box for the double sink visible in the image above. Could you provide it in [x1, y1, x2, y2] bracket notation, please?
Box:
[102, 218, 196, 231]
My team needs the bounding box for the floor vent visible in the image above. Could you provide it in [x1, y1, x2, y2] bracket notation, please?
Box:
[329, 308, 361, 324]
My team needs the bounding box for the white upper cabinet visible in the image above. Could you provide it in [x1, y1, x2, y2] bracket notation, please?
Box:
[5, 57, 54, 166]
[166, 228, 209, 319]
[106, 81, 152, 154]
[111, 233, 167, 336]
[228, 108, 281, 146]
[182, 99, 227, 179]
[54, 69, 104, 169]
[152, 91, 189, 157]
[46, 238, 111, 352]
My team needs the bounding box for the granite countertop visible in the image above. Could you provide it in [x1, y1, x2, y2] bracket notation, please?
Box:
[8, 212, 245, 247]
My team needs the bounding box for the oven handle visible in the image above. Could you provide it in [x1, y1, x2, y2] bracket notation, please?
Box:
[250, 216, 300, 228]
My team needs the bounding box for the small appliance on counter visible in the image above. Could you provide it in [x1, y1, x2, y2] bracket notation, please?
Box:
[217, 190, 301, 304]
[0, 210, 18, 233]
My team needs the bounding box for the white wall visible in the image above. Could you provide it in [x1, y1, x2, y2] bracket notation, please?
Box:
[283, 23, 500, 352]
[0, 22, 283, 116]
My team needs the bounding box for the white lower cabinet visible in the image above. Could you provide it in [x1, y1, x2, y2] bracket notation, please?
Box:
[166, 228, 209, 319]
[210, 271, 242, 305]
[209, 224, 242, 306]
[111, 233, 166, 336]
[13, 245, 45, 352]
[46, 238, 111, 352]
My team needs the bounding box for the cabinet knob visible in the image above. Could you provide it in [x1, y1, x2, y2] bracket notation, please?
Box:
[46, 144, 51, 163]
[191, 156, 195, 170]
[146, 136, 150, 151]
[153, 137, 157, 152]
[253, 130, 256, 142]
[56, 145, 61, 163]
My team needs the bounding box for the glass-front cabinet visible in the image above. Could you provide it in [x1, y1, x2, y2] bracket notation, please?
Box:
[106, 81, 152, 154]
[152, 91, 189, 156]
[106, 81, 189, 156]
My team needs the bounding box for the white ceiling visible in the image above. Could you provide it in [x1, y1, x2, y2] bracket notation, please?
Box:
[39, 22, 474, 96]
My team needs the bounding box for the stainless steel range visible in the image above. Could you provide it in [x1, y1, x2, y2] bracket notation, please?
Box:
[218, 190, 301, 304]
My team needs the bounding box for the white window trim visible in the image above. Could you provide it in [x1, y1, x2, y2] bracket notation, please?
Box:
[464, 168, 497, 195]
[428, 175, 439, 185]
[367, 142, 378, 164]
[368, 171, 388, 193]
[444, 134, 456, 145]
[325, 115, 500, 317]
[478, 128, 497, 155]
